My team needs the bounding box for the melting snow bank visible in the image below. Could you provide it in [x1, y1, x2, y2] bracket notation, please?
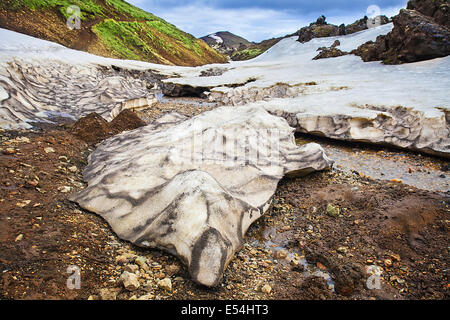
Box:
[71, 106, 333, 286]
[0, 28, 195, 129]
[162, 24, 450, 157]
[255, 94, 449, 158]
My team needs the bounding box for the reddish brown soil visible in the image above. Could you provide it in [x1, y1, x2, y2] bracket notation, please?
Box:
[71, 110, 146, 145]
[265, 172, 449, 300]
[0, 111, 448, 300]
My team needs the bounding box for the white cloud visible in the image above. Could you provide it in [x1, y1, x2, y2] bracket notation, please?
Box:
[152, 6, 310, 42]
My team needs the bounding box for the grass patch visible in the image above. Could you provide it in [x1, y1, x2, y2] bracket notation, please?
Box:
[105, 0, 160, 21]
[1, 0, 105, 19]
[231, 48, 263, 61]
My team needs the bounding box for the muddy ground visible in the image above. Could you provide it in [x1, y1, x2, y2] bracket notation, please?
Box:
[0, 101, 448, 300]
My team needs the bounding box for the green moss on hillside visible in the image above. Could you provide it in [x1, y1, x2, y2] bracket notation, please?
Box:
[0, 0, 227, 66]
[0, 0, 104, 19]
[231, 48, 263, 61]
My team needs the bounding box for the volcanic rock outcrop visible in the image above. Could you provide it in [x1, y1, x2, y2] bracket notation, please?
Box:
[407, 0, 449, 28]
[297, 15, 390, 43]
[353, 0, 450, 64]
[72, 106, 333, 286]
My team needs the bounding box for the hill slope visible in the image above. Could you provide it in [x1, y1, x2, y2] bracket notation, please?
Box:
[0, 0, 227, 66]
[201, 31, 253, 56]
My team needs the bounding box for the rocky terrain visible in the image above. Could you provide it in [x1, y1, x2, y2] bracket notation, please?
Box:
[0, 0, 227, 66]
[0, 0, 449, 301]
[0, 102, 448, 300]
[201, 32, 253, 58]
[296, 15, 391, 43]
[206, 14, 391, 62]
[353, 0, 450, 64]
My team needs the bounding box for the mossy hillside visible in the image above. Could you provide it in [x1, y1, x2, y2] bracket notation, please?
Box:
[92, 19, 214, 65]
[0, 0, 104, 19]
[0, 0, 227, 66]
[231, 48, 263, 61]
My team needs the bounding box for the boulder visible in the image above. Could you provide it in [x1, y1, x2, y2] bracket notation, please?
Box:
[120, 271, 140, 291]
[313, 48, 348, 60]
[297, 23, 340, 43]
[71, 107, 333, 287]
[353, 6, 450, 64]
[297, 15, 390, 43]
[383, 9, 450, 63]
[407, 0, 450, 28]
[345, 16, 390, 35]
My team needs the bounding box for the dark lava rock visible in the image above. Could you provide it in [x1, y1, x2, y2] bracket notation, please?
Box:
[316, 15, 327, 25]
[345, 16, 390, 35]
[313, 47, 348, 60]
[297, 16, 340, 43]
[313, 40, 348, 60]
[407, 0, 450, 28]
[297, 15, 390, 44]
[384, 9, 450, 63]
[353, 1, 450, 64]
[351, 35, 388, 62]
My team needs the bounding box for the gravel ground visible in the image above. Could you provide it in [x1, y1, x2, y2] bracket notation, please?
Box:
[0, 99, 448, 300]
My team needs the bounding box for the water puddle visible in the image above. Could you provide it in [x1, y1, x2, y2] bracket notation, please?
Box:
[296, 135, 449, 193]
[248, 226, 335, 292]
[155, 92, 217, 108]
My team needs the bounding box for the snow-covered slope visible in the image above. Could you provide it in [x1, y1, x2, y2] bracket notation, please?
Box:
[163, 23, 450, 156]
[0, 25, 449, 156]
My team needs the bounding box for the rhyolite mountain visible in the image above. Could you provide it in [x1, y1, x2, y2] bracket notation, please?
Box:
[200, 31, 254, 59]
[0, 0, 227, 66]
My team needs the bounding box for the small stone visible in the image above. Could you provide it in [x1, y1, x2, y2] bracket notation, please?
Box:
[290, 259, 299, 267]
[391, 178, 402, 183]
[16, 137, 30, 143]
[390, 253, 401, 262]
[120, 271, 140, 291]
[99, 288, 117, 300]
[115, 255, 129, 265]
[317, 262, 327, 271]
[58, 186, 71, 193]
[16, 200, 31, 208]
[135, 256, 149, 271]
[138, 294, 155, 300]
[261, 284, 272, 294]
[26, 180, 39, 187]
[165, 264, 180, 276]
[68, 166, 78, 173]
[123, 264, 139, 273]
[87, 295, 98, 300]
[44, 147, 55, 153]
[15, 234, 23, 242]
[4, 148, 16, 155]
[326, 204, 340, 217]
[276, 249, 288, 259]
[337, 246, 348, 254]
[157, 278, 172, 291]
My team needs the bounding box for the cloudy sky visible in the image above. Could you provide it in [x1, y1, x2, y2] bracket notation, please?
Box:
[128, 0, 408, 42]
